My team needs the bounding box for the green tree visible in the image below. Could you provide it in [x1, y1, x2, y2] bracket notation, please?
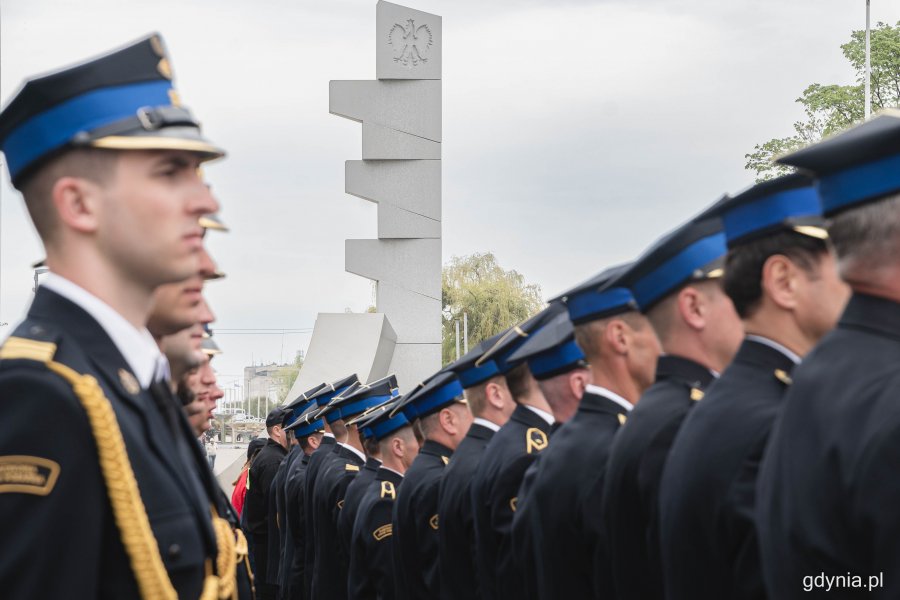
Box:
[442, 252, 545, 365]
[746, 21, 900, 182]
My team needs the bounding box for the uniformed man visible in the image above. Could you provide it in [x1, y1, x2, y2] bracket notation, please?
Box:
[349, 399, 420, 600]
[0, 34, 233, 598]
[601, 215, 742, 600]
[513, 265, 660, 599]
[658, 174, 849, 600]
[285, 376, 357, 599]
[280, 399, 327, 598]
[391, 370, 473, 599]
[245, 406, 291, 600]
[297, 374, 360, 598]
[275, 384, 328, 598]
[311, 378, 399, 600]
[469, 302, 565, 600]
[438, 334, 516, 600]
[338, 377, 401, 572]
[757, 110, 900, 599]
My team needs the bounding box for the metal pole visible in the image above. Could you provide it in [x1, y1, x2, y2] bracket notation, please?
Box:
[455, 320, 461, 360]
[463, 313, 469, 355]
[865, 0, 871, 120]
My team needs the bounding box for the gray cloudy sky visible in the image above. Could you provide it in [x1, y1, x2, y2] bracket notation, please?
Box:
[2, 0, 898, 390]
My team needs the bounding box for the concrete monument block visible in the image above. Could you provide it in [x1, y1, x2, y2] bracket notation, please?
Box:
[285, 313, 397, 402]
[376, 1, 442, 80]
[376, 281, 441, 343]
[345, 238, 441, 299]
[345, 159, 441, 220]
[330, 80, 441, 142]
[362, 123, 440, 159]
[389, 343, 443, 391]
[377, 203, 440, 239]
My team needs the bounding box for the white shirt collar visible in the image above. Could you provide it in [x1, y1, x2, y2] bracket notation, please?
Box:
[524, 404, 555, 426]
[382, 466, 404, 478]
[473, 417, 501, 432]
[338, 442, 366, 463]
[41, 273, 164, 388]
[586, 384, 634, 412]
[323, 432, 335, 439]
[745, 334, 802, 365]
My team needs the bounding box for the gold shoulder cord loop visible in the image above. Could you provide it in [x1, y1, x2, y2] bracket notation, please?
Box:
[43, 360, 236, 600]
[45, 361, 179, 600]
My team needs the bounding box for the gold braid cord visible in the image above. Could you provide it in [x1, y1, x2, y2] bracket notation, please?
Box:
[45, 361, 236, 600]
[46, 361, 179, 600]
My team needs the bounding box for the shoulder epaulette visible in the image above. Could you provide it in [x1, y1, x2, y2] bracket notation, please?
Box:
[0, 336, 57, 363]
[380, 481, 396, 499]
[525, 427, 548, 454]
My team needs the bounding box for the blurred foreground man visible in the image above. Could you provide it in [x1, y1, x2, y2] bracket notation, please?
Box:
[758, 111, 900, 599]
[0, 34, 233, 598]
[601, 215, 741, 600]
[659, 174, 849, 600]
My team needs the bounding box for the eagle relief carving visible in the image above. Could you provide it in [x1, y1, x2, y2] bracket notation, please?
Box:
[388, 18, 433, 67]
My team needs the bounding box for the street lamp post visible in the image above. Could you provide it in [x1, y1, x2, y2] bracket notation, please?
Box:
[865, 0, 871, 120]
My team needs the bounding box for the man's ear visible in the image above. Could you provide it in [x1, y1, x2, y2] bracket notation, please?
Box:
[605, 319, 629, 355]
[761, 254, 799, 310]
[52, 176, 102, 234]
[568, 369, 589, 399]
[678, 286, 706, 331]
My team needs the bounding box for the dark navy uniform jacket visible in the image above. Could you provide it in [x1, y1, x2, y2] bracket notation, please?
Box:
[512, 389, 628, 600]
[659, 338, 794, 600]
[758, 293, 900, 600]
[284, 449, 318, 599]
[272, 444, 302, 589]
[392, 439, 452, 600]
[0, 288, 217, 599]
[349, 467, 404, 600]
[601, 356, 715, 600]
[437, 421, 496, 600]
[310, 444, 366, 600]
[339, 456, 382, 561]
[470, 404, 553, 600]
[300, 434, 338, 597]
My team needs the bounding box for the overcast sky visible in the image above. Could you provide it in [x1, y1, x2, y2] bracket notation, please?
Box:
[2, 0, 898, 390]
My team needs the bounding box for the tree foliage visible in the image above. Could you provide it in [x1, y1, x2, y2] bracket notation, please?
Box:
[441, 252, 545, 365]
[746, 21, 900, 182]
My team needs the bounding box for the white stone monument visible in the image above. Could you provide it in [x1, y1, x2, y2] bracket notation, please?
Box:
[288, 1, 442, 399]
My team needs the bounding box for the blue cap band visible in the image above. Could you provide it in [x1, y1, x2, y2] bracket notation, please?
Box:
[631, 232, 727, 310]
[721, 186, 821, 245]
[2, 80, 174, 180]
[566, 287, 636, 324]
[817, 151, 900, 217]
[527, 339, 586, 379]
[402, 378, 465, 421]
[326, 393, 392, 424]
[294, 418, 324, 437]
[365, 412, 411, 440]
[458, 359, 502, 388]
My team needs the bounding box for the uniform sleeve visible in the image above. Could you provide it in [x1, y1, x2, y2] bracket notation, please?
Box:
[331, 471, 358, 572]
[721, 432, 770, 600]
[854, 410, 900, 600]
[0, 366, 107, 598]
[492, 453, 535, 598]
[349, 498, 395, 600]
[413, 476, 443, 595]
